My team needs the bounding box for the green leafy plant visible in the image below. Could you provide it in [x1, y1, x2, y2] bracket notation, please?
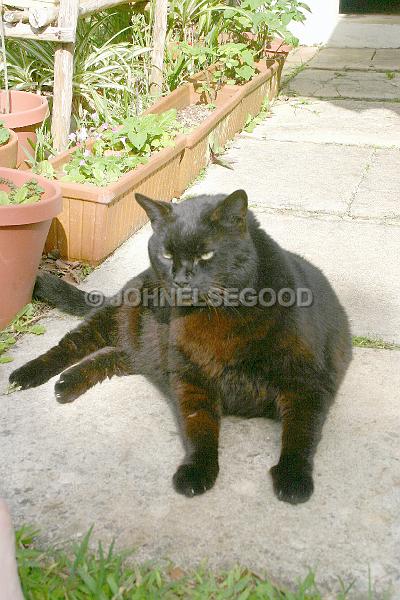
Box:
[32, 160, 56, 180]
[0, 178, 44, 206]
[1, 10, 152, 125]
[0, 303, 47, 364]
[62, 110, 185, 186]
[0, 121, 10, 146]
[168, 41, 258, 93]
[206, 0, 310, 54]
[62, 149, 145, 187]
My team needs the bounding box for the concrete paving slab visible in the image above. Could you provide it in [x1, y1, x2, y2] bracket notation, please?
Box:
[188, 138, 372, 216]
[326, 15, 400, 49]
[284, 46, 319, 67]
[246, 98, 400, 148]
[282, 47, 319, 80]
[351, 148, 400, 220]
[254, 212, 400, 343]
[372, 49, 400, 72]
[308, 47, 375, 71]
[286, 69, 400, 101]
[1, 345, 399, 596]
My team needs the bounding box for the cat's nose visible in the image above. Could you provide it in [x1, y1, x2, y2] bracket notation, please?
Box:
[173, 274, 191, 287]
[173, 268, 192, 287]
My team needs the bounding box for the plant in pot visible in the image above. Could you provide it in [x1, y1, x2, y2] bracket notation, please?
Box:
[0, 168, 62, 330]
[0, 121, 18, 169]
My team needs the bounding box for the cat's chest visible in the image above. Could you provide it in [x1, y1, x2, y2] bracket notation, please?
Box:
[170, 310, 267, 378]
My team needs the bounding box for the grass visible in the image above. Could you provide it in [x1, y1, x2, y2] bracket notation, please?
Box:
[244, 98, 271, 133]
[0, 302, 48, 364]
[385, 71, 396, 80]
[16, 526, 383, 599]
[352, 336, 400, 350]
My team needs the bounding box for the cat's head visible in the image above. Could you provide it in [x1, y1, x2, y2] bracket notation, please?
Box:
[135, 190, 258, 299]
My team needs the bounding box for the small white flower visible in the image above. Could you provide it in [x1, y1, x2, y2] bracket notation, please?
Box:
[120, 136, 127, 145]
[83, 149, 91, 157]
[68, 132, 76, 142]
[79, 159, 86, 166]
[100, 123, 109, 131]
[76, 127, 88, 143]
[91, 112, 99, 123]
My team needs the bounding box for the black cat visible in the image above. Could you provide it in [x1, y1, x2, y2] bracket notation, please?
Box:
[10, 190, 352, 504]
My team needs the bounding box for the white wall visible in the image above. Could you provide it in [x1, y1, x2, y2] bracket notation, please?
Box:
[288, 0, 340, 45]
[288, 0, 400, 48]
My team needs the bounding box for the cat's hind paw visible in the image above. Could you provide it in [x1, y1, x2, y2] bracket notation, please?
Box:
[54, 370, 85, 404]
[270, 459, 314, 505]
[173, 461, 219, 497]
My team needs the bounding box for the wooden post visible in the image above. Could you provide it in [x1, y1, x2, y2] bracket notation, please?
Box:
[51, 0, 79, 152]
[149, 0, 168, 98]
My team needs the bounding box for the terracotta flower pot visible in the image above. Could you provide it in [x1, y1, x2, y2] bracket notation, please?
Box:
[0, 91, 49, 169]
[0, 129, 18, 169]
[0, 168, 62, 330]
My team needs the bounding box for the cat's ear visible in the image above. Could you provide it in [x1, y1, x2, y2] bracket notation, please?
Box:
[135, 193, 173, 228]
[209, 189, 248, 230]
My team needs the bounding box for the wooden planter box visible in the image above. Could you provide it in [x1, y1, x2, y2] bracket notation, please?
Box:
[149, 58, 281, 196]
[148, 81, 244, 197]
[45, 135, 186, 264]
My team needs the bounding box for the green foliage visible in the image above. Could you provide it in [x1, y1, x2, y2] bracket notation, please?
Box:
[244, 97, 271, 132]
[207, 0, 310, 53]
[1, 10, 152, 124]
[352, 336, 400, 350]
[0, 178, 44, 206]
[63, 110, 184, 186]
[167, 41, 258, 92]
[32, 160, 56, 180]
[0, 120, 11, 146]
[0, 303, 47, 365]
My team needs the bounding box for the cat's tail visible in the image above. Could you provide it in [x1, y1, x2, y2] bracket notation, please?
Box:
[34, 272, 101, 317]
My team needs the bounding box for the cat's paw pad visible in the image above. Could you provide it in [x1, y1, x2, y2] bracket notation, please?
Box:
[9, 361, 49, 390]
[270, 461, 314, 505]
[173, 462, 219, 497]
[54, 372, 83, 404]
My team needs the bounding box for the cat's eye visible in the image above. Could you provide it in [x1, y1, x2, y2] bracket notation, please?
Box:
[162, 252, 172, 260]
[200, 251, 214, 261]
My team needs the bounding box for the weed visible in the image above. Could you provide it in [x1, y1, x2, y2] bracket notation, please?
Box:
[352, 336, 400, 350]
[0, 302, 48, 364]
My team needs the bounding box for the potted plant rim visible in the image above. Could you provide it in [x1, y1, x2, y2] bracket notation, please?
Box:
[0, 121, 18, 169]
[0, 168, 62, 330]
[0, 90, 49, 169]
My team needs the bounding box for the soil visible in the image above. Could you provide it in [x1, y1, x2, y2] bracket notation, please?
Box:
[176, 104, 213, 129]
[39, 250, 93, 284]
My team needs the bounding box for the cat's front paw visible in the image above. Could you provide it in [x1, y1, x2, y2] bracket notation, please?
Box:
[9, 360, 51, 390]
[270, 457, 314, 505]
[173, 461, 219, 497]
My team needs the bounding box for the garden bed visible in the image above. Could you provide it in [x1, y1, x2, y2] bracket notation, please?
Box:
[43, 57, 281, 265]
[44, 133, 186, 265]
[150, 57, 281, 196]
